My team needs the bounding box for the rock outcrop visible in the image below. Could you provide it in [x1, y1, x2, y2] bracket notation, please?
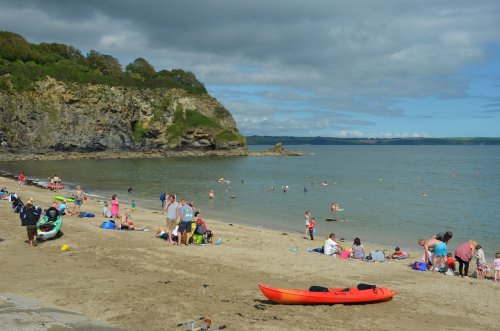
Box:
[0, 76, 247, 155]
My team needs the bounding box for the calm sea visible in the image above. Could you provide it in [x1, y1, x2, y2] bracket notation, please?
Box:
[1, 145, 499, 256]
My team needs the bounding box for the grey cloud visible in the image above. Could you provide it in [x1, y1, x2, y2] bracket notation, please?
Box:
[1, 0, 499, 135]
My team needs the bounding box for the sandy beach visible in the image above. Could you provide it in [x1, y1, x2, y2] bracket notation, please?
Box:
[0, 176, 498, 331]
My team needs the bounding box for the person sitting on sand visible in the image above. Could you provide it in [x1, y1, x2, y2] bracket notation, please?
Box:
[103, 202, 112, 218]
[58, 199, 71, 216]
[418, 238, 447, 271]
[390, 247, 408, 259]
[351, 237, 365, 259]
[324, 233, 341, 256]
[120, 209, 147, 231]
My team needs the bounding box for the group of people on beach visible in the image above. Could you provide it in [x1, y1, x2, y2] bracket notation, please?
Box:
[102, 194, 144, 231]
[419, 232, 499, 281]
[304, 206, 499, 281]
[156, 193, 213, 246]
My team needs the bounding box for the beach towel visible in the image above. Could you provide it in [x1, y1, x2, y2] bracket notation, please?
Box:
[364, 250, 385, 262]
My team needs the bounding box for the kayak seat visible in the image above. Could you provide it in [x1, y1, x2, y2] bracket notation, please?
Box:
[309, 286, 329, 292]
[357, 283, 377, 290]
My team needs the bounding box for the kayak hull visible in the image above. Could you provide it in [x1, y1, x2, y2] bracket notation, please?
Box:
[36, 216, 63, 241]
[258, 284, 397, 305]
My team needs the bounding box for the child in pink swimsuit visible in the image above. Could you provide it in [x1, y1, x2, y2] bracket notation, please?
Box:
[111, 194, 120, 222]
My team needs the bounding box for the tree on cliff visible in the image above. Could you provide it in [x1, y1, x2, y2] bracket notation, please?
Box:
[126, 58, 156, 79]
[86, 50, 123, 76]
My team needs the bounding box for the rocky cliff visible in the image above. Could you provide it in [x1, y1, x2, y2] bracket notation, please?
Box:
[0, 76, 247, 154]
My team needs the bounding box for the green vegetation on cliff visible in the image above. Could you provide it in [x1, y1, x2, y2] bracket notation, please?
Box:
[0, 31, 207, 94]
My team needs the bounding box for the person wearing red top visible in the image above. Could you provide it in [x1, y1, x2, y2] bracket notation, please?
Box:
[454, 240, 476, 277]
[308, 217, 316, 241]
[18, 172, 25, 191]
[446, 252, 456, 272]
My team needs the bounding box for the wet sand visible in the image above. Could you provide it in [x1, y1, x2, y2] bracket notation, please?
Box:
[0, 176, 498, 330]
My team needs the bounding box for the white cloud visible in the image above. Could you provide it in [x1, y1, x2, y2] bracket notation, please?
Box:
[1, 0, 499, 136]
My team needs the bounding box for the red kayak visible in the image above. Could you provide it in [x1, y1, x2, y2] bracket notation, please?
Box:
[258, 284, 397, 305]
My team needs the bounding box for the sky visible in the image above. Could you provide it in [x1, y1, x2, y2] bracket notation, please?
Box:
[1, 0, 499, 138]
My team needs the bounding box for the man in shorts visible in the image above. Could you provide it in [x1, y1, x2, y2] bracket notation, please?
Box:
[419, 237, 447, 272]
[163, 195, 179, 244]
[177, 199, 194, 246]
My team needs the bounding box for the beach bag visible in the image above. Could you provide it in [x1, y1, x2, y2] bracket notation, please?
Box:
[339, 250, 350, 259]
[193, 234, 204, 244]
[195, 223, 207, 235]
[369, 250, 385, 262]
[412, 261, 427, 271]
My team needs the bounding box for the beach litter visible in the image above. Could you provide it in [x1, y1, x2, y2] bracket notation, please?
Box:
[215, 238, 222, 245]
[289, 247, 298, 252]
[60, 244, 69, 251]
[177, 316, 226, 330]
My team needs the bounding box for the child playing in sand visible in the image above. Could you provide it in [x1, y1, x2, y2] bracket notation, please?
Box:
[494, 253, 500, 283]
[102, 202, 112, 218]
[447, 252, 456, 273]
[475, 245, 489, 280]
[391, 247, 408, 259]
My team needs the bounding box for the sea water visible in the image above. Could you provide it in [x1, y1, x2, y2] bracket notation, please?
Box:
[1, 145, 498, 255]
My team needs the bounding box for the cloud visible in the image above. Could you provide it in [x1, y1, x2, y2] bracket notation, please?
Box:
[1, 0, 499, 136]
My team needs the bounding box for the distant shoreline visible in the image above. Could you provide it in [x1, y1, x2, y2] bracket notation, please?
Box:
[246, 136, 500, 145]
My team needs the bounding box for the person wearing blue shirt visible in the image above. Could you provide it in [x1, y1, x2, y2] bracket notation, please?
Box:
[177, 200, 194, 245]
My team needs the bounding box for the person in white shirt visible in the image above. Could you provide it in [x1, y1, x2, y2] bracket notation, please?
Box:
[324, 233, 340, 256]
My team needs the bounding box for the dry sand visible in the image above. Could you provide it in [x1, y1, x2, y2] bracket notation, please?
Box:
[0, 176, 498, 330]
